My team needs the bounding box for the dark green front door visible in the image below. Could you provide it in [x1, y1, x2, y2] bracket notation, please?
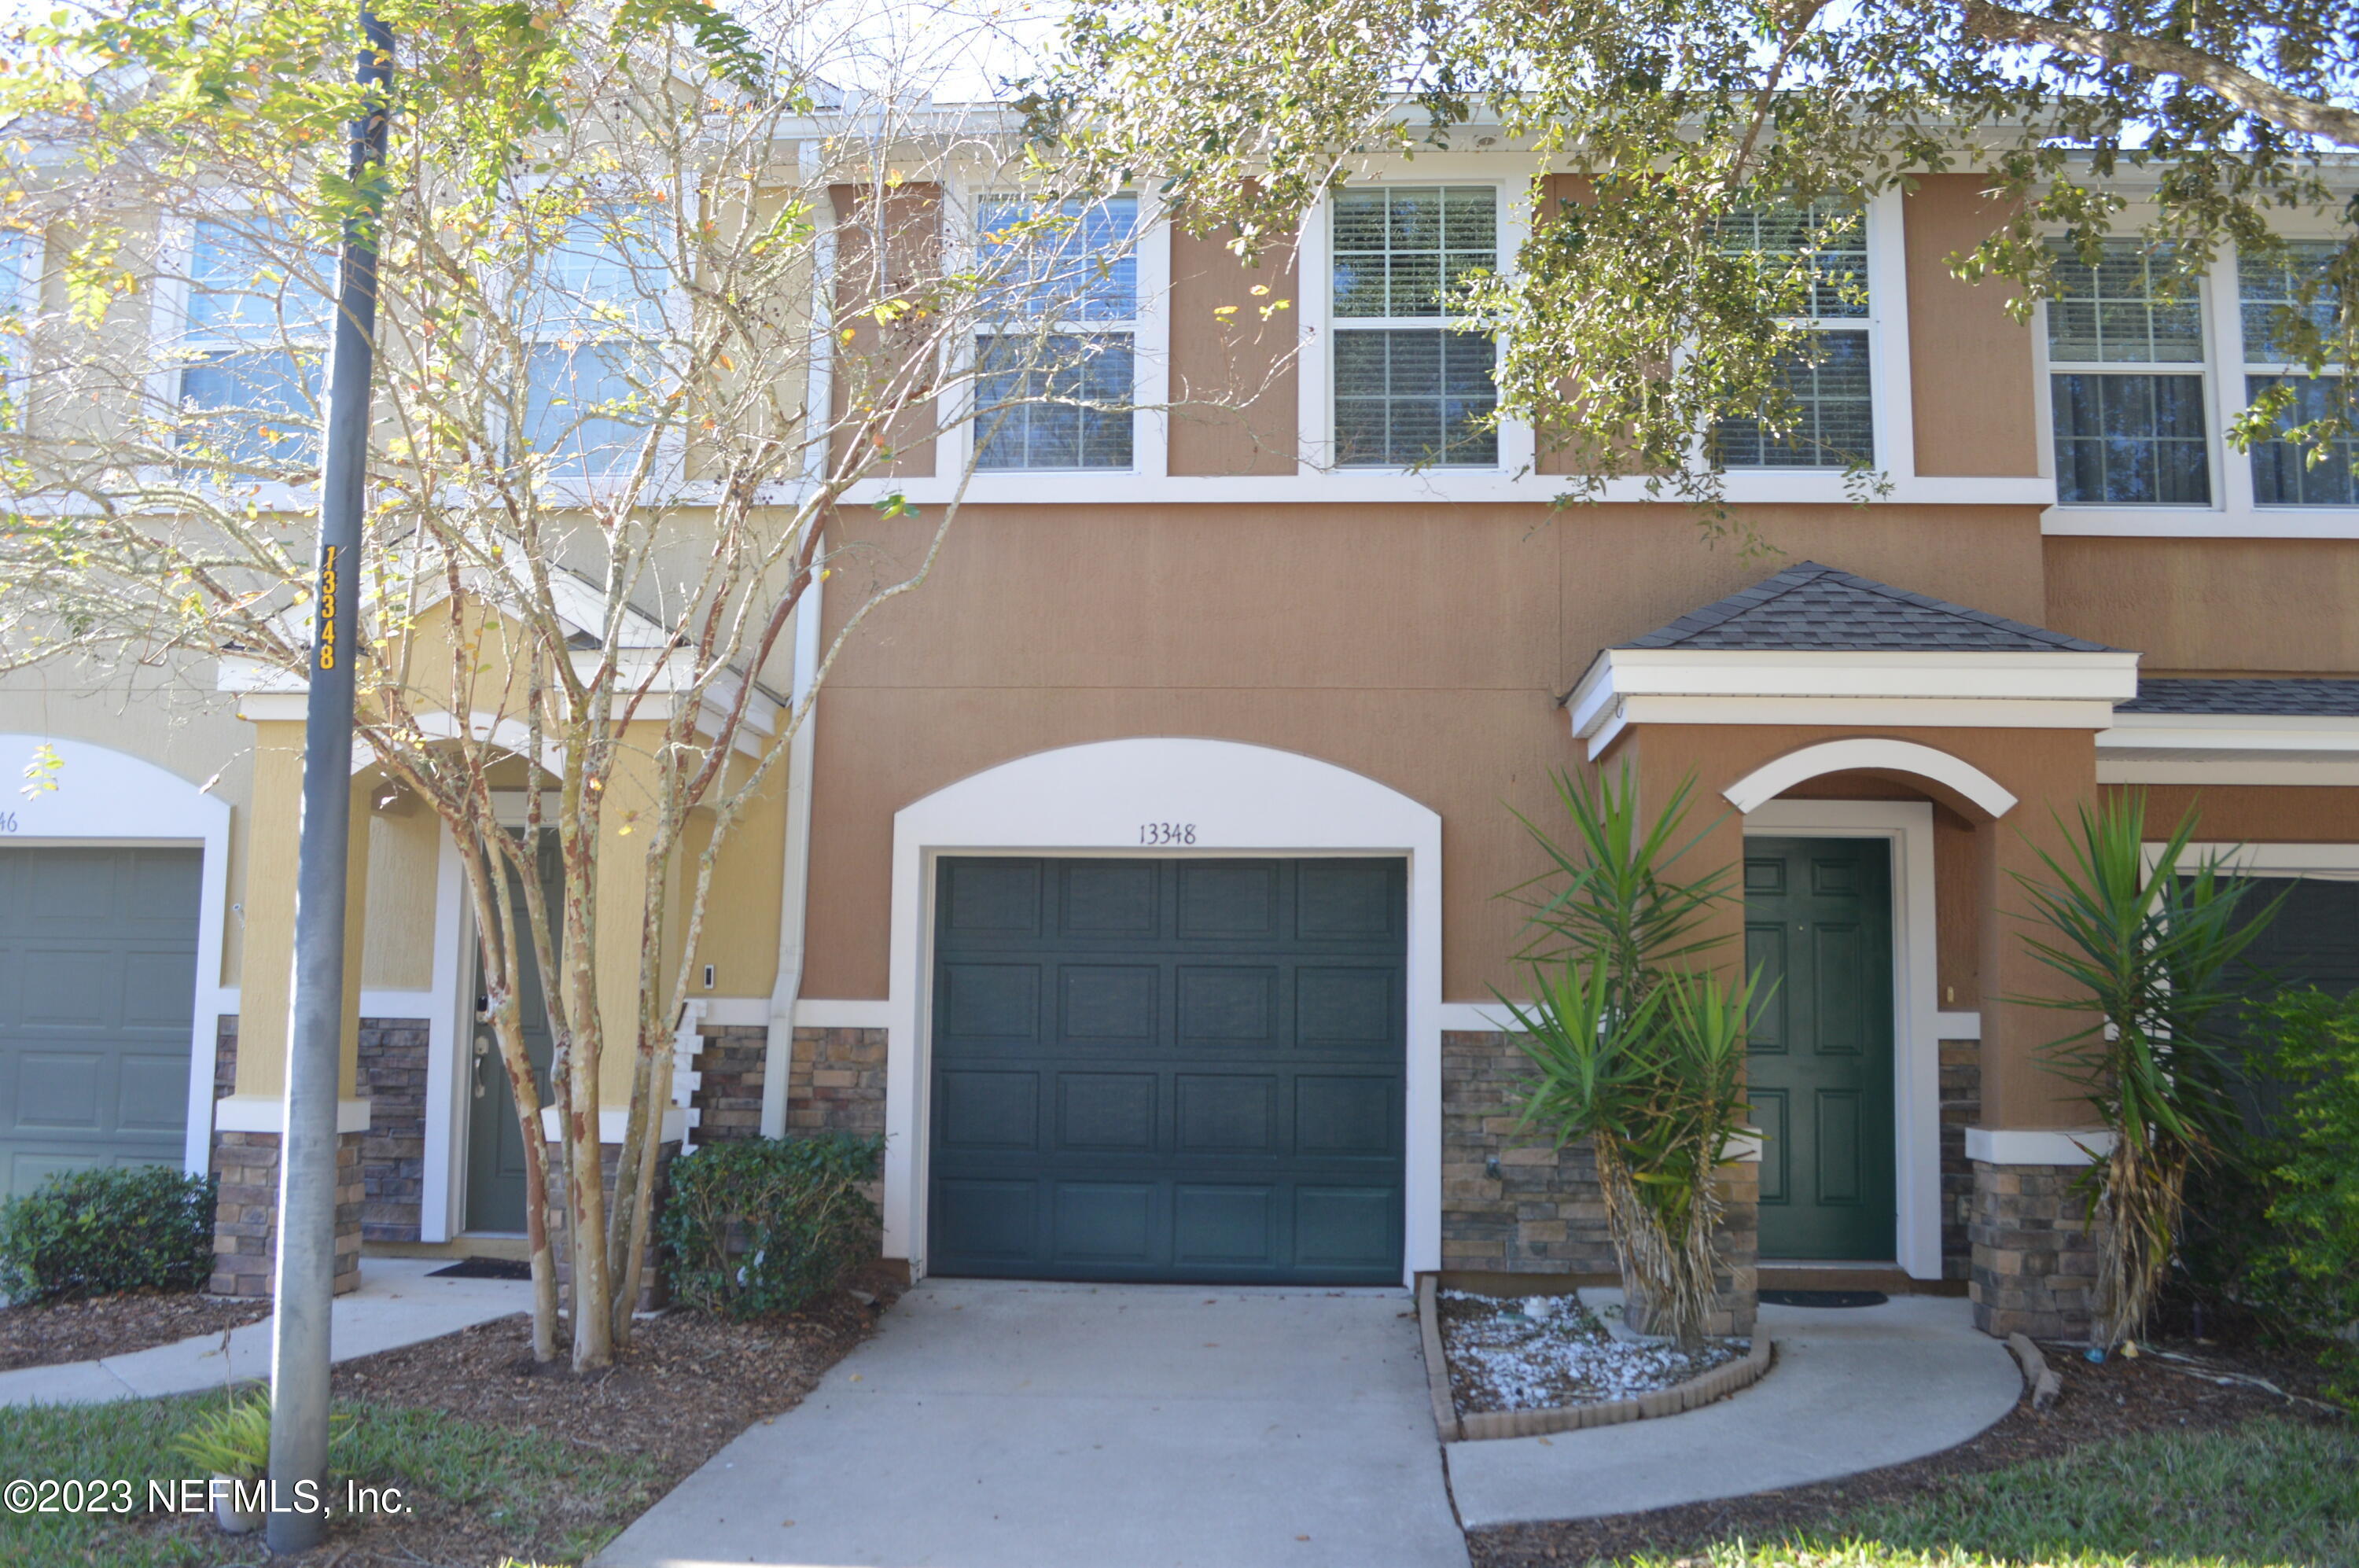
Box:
[466, 831, 561, 1234]
[927, 856, 1406, 1283]
[1744, 837, 1896, 1261]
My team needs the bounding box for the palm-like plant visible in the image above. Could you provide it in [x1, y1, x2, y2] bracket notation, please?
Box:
[1499, 766, 1757, 1346]
[2013, 793, 2285, 1349]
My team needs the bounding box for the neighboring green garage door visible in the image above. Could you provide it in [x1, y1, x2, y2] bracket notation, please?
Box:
[928, 856, 1406, 1284]
[0, 846, 202, 1197]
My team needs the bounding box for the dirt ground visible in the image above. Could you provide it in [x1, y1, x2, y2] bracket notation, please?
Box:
[1467, 1326, 2345, 1567]
[0, 1289, 271, 1371]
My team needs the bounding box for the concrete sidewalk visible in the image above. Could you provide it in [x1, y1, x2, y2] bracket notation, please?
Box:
[594, 1279, 1470, 1568]
[1445, 1292, 2023, 1526]
[0, 1257, 530, 1408]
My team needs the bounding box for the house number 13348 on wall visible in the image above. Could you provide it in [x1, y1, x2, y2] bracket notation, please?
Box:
[1138, 823, 1197, 845]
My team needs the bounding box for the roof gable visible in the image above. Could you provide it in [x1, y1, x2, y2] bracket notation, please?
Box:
[1624, 561, 2115, 653]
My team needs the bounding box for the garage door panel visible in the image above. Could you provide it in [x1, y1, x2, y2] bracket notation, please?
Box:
[1174, 1183, 1276, 1265]
[17, 951, 112, 1028]
[932, 856, 1403, 1284]
[1294, 1186, 1400, 1268]
[943, 859, 1043, 936]
[1056, 1073, 1157, 1152]
[934, 1179, 1040, 1262]
[13, 1051, 104, 1130]
[1295, 1075, 1394, 1157]
[128, 851, 204, 921]
[937, 1069, 1040, 1150]
[1177, 966, 1275, 1043]
[117, 1054, 192, 1131]
[1177, 863, 1278, 939]
[22, 852, 114, 926]
[1297, 861, 1397, 940]
[940, 963, 1041, 1044]
[1054, 1182, 1157, 1263]
[1176, 1073, 1275, 1154]
[1058, 965, 1158, 1043]
[1061, 863, 1157, 937]
[1294, 967, 1394, 1051]
[122, 948, 201, 1030]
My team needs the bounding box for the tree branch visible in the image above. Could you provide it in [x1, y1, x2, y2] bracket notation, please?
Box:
[1966, 3, 2359, 148]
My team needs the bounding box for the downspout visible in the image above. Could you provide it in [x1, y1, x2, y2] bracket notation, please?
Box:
[762, 146, 836, 1139]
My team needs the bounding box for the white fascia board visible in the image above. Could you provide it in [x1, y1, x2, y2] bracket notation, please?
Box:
[1614, 694, 2120, 732]
[236, 693, 311, 723]
[2099, 712, 2359, 754]
[217, 654, 307, 694]
[1599, 647, 2141, 702]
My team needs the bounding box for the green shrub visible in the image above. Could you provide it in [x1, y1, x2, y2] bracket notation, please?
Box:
[2242, 985, 2359, 1406]
[0, 1165, 216, 1305]
[658, 1133, 883, 1320]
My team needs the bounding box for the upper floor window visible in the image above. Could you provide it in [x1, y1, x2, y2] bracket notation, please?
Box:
[1331, 185, 1498, 468]
[2241, 242, 2353, 508]
[973, 194, 1139, 471]
[1709, 198, 1875, 470]
[177, 218, 329, 467]
[2045, 241, 2210, 506]
[521, 215, 665, 477]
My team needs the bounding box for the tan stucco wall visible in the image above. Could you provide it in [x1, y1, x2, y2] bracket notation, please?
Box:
[799, 499, 2052, 1003]
[1168, 223, 1301, 477]
[1903, 175, 2039, 478]
[2044, 537, 2359, 672]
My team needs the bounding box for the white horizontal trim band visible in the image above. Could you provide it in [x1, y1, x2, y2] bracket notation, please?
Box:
[214, 1095, 372, 1135]
[794, 999, 892, 1029]
[2098, 761, 2359, 786]
[1966, 1127, 2117, 1166]
[536, 1106, 691, 1144]
[1934, 1010, 1982, 1040]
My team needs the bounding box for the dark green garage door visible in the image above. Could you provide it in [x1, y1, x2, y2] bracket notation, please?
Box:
[1, 846, 202, 1198]
[928, 856, 1406, 1284]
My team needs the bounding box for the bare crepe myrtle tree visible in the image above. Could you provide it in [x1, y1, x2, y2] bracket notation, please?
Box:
[0, 0, 1159, 1369]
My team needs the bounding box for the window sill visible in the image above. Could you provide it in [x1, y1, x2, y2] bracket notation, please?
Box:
[2042, 505, 2359, 539]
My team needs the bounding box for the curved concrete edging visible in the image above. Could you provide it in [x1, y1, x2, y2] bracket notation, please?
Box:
[1444, 1294, 2026, 1528]
[1417, 1276, 1772, 1444]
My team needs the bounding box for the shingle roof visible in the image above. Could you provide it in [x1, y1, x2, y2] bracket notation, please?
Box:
[1622, 561, 2118, 653]
[2118, 678, 2359, 716]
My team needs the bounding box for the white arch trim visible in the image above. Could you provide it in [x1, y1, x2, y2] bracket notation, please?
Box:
[0, 734, 234, 1176]
[1724, 738, 2019, 818]
[883, 737, 1444, 1284]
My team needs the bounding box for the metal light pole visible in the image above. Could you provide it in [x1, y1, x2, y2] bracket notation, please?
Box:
[266, 9, 392, 1554]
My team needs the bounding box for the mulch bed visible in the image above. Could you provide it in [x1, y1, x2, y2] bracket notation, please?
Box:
[124, 1266, 903, 1568]
[1467, 1327, 2346, 1567]
[0, 1289, 272, 1372]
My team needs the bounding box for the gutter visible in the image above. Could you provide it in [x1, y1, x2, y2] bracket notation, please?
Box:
[761, 144, 837, 1139]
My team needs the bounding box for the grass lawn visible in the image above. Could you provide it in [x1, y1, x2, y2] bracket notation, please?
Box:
[1618, 1417, 2358, 1567]
[0, 1389, 665, 1567]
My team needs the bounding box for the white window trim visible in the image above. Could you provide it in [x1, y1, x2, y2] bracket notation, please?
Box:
[882, 737, 1444, 1285]
[947, 186, 1168, 480]
[143, 212, 332, 515]
[1742, 798, 1945, 1280]
[1307, 178, 1521, 477]
[2043, 234, 2359, 538]
[0, 734, 236, 1178]
[1714, 190, 1910, 480]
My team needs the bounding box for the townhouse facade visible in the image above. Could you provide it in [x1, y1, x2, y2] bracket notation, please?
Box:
[2, 148, 2353, 1340]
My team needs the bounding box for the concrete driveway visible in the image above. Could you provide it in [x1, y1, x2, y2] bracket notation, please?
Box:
[594, 1279, 1470, 1568]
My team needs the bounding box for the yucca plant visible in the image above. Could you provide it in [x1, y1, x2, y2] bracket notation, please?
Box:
[1502, 959, 1758, 1345]
[2013, 793, 2285, 1349]
[171, 1393, 273, 1482]
[1499, 765, 1758, 1346]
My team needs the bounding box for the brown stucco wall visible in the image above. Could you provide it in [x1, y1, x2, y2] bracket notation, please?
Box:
[2044, 537, 2359, 672]
[2125, 784, 2359, 843]
[1167, 223, 1300, 476]
[1903, 175, 2038, 478]
[798, 500, 2053, 1006]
